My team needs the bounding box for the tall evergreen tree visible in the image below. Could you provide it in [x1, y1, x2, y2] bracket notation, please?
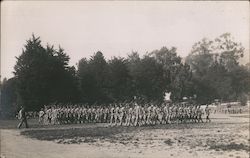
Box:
[14, 35, 79, 111]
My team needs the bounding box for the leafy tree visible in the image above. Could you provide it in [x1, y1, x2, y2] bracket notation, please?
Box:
[78, 51, 110, 104]
[214, 33, 244, 71]
[14, 35, 79, 111]
[150, 47, 193, 101]
[186, 38, 215, 76]
[170, 63, 194, 101]
[77, 58, 90, 102]
[135, 55, 165, 102]
[186, 33, 249, 104]
[107, 57, 133, 102]
[0, 78, 18, 118]
[127, 51, 141, 98]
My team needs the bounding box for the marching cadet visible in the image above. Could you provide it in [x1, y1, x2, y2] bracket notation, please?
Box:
[169, 104, 174, 123]
[103, 106, 109, 123]
[114, 104, 120, 126]
[134, 103, 140, 126]
[205, 104, 211, 123]
[70, 106, 74, 124]
[131, 106, 136, 126]
[86, 106, 91, 123]
[163, 103, 169, 124]
[152, 104, 157, 125]
[44, 106, 49, 125]
[197, 105, 204, 123]
[184, 104, 189, 123]
[156, 105, 162, 124]
[51, 106, 56, 125]
[124, 104, 129, 126]
[126, 104, 133, 126]
[99, 106, 104, 123]
[194, 105, 199, 123]
[189, 105, 193, 123]
[110, 104, 115, 126]
[138, 104, 143, 126]
[146, 104, 152, 125]
[170, 104, 175, 123]
[119, 104, 125, 126]
[68, 106, 72, 124]
[73, 106, 78, 124]
[77, 106, 82, 124]
[38, 108, 45, 124]
[82, 106, 87, 123]
[90, 106, 95, 123]
[78, 106, 82, 124]
[180, 104, 185, 123]
[142, 105, 147, 126]
[95, 106, 100, 123]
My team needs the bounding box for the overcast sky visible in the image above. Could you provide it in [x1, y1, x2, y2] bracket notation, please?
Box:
[1, 1, 249, 79]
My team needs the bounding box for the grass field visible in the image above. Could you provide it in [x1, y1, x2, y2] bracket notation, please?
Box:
[0, 113, 249, 158]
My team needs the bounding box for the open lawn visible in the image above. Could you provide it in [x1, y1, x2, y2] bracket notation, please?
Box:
[0, 114, 249, 158]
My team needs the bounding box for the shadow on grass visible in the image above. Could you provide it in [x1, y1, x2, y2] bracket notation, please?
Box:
[21, 126, 139, 141]
[209, 143, 250, 152]
[21, 121, 248, 143]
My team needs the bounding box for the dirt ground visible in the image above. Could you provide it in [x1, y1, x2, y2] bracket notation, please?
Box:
[0, 113, 249, 158]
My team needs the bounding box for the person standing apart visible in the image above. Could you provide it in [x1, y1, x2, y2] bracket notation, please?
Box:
[17, 106, 29, 128]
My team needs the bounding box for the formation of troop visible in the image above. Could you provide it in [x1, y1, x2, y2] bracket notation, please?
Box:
[39, 102, 211, 126]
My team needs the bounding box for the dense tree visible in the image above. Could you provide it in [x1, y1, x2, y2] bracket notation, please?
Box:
[150, 47, 193, 101]
[186, 33, 249, 104]
[127, 51, 141, 98]
[170, 63, 194, 101]
[14, 35, 79, 111]
[214, 33, 244, 71]
[78, 51, 110, 104]
[107, 57, 133, 102]
[0, 78, 18, 118]
[186, 38, 215, 76]
[133, 55, 165, 102]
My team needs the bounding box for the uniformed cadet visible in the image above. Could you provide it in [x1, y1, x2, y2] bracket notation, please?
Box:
[119, 104, 125, 126]
[142, 106, 147, 126]
[163, 104, 169, 124]
[103, 106, 109, 123]
[146, 104, 152, 125]
[38, 108, 45, 124]
[134, 103, 140, 126]
[205, 105, 211, 123]
[110, 105, 115, 126]
[197, 105, 204, 123]
[126, 104, 133, 126]
[114, 104, 120, 126]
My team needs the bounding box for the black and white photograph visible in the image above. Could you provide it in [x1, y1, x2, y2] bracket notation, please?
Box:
[0, 1, 249, 158]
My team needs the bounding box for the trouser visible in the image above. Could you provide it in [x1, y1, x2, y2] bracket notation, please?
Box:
[134, 115, 139, 126]
[110, 115, 114, 125]
[146, 114, 151, 125]
[119, 114, 124, 125]
[206, 115, 211, 122]
[18, 118, 29, 128]
[38, 117, 43, 124]
[114, 115, 118, 125]
[125, 116, 131, 126]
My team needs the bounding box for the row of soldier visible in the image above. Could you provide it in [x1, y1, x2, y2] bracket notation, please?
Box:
[39, 102, 211, 126]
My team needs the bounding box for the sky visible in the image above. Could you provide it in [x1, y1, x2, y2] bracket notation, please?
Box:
[1, 1, 249, 79]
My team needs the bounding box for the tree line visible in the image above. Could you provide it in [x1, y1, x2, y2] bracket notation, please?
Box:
[1, 33, 249, 117]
